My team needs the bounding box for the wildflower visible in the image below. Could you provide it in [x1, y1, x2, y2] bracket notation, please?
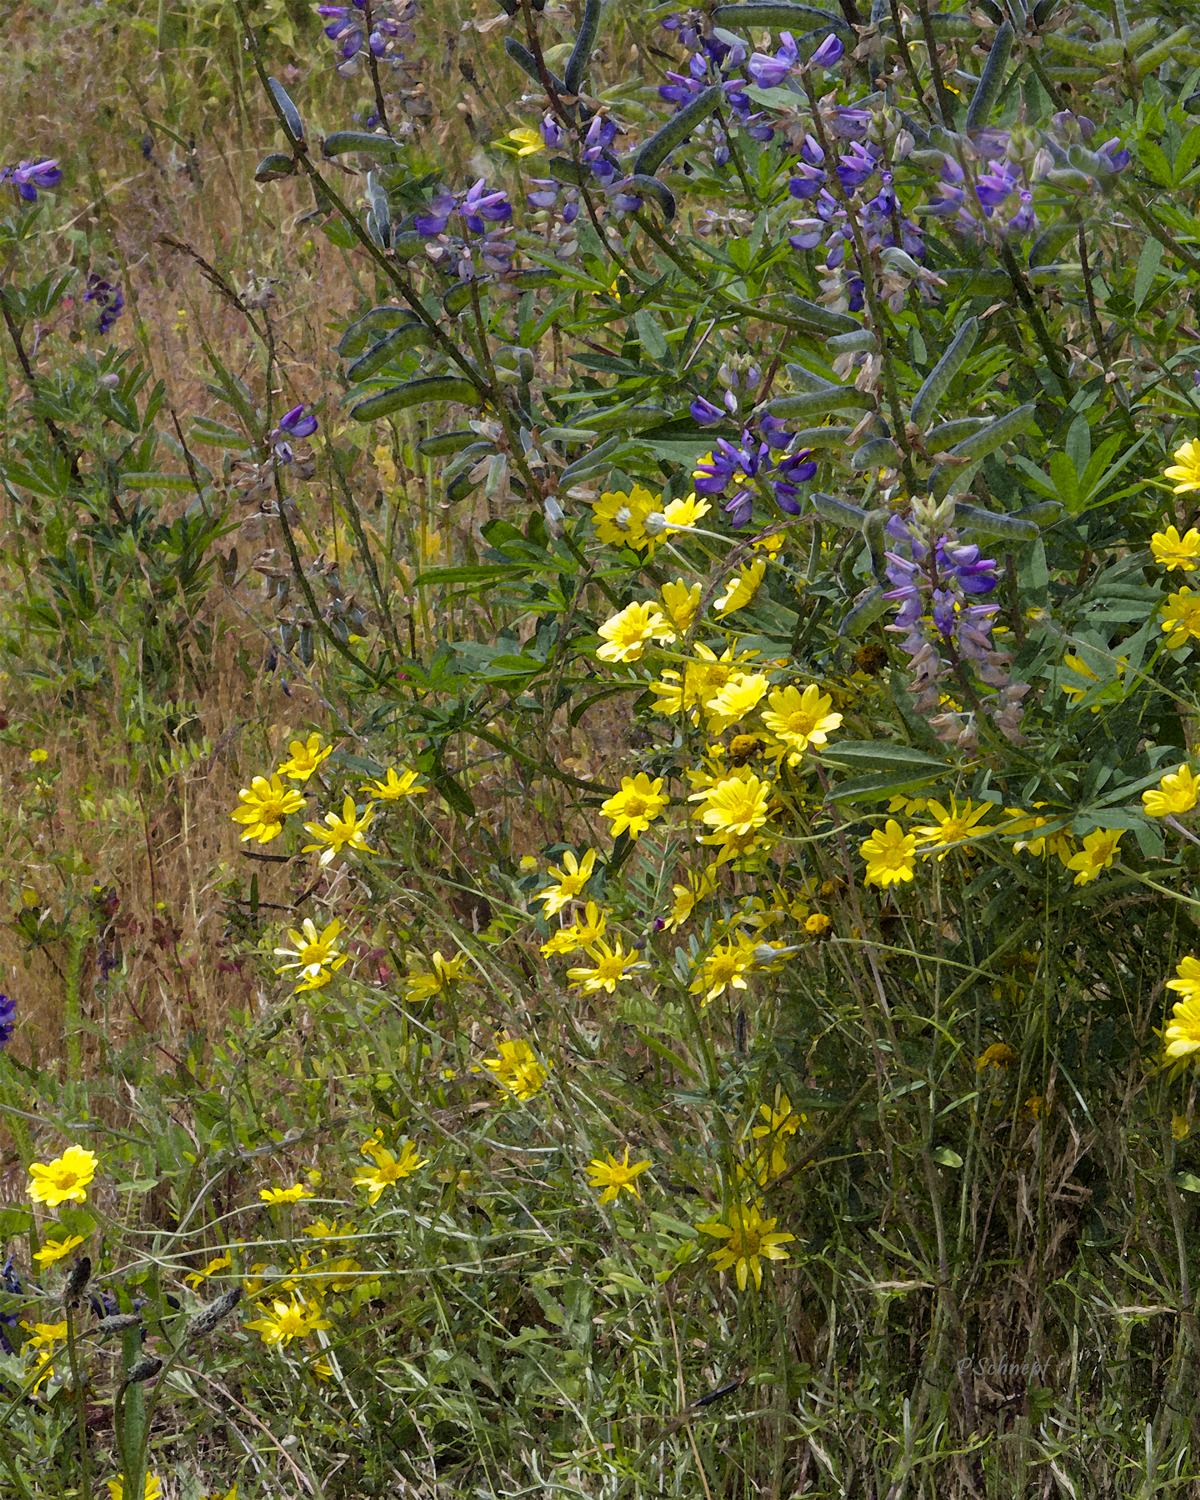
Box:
[519, 854, 539, 873]
[659, 492, 711, 531]
[660, 579, 702, 633]
[1167, 954, 1200, 1007]
[274, 918, 347, 985]
[278, 403, 319, 439]
[231, 774, 306, 844]
[691, 773, 772, 840]
[1151, 524, 1200, 570]
[276, 732, 333, 780]
[301, 796, 377, 864]
[482, 1035, 549, 1099]
[406, 951, 468, 1002]
[705, 672, 770, 733]
[860, 820, 917, 887]
[360, 766, 427, 800]
[353, 1140, 428, 1204]
[302, 1219, 356, 1240]
[761, 684, 843, 764]
[599, 774, 670, 839]
[1066, 828, 1123, 885]
[32, 1234, 86, 1267]
[715, 558, 766, 616]
[1023, 1095, 1047, 1119]
[750, 1091, 801, 1181]
[690, 934, 757, 1004]
[541, 901, 607, 956]
[664, 868, 717, 931]
[3, 157, 62, 201]
[1144, 764, 1200, 818]
[28, 1145, 98, 1207]
[976, 1042, 1016, 1071]
[1161, 587, 1200, 648]
[29, 748, 48, 763]
[243, 1296, 332, 1348]
[596, 601, 673, 662]
[912, 797, 997, 861]
[1059, 651, 1126, 708]
[536, 848, 598, 915]
[1164, 439, 1200, 494]
[105, 1476, 163, 1500]
[21, 1319, 68, 1351]
[567, 938, 649, 994]
[587, 1147, 651, 1204]
[1003, 806, 1074, 863]
[184, 1253, 233, 1288]
[1173, 1112, 1191, 1140]
[0, 994, 14, 1049]
[503, 125, 545, 156]
[592, 485, 659, 551]
[84, 276, 124, 335]
[649, 642, 764, 722]
[698, 1201, 795, 1290]
[260, 1184, 314, 1206]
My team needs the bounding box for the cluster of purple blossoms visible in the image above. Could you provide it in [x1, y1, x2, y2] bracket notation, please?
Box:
[748, 29, 844, 87]
[1, 1252, 24, 1355]
[883, 513, 1027, 745]
[0, 993, 13, 1049]
[689, 407, 818, 525]
[272, 403, 318, 464]
[84, 275, 124, 336]
[415, 179, 514, 277]
[925, 135, 1039, 240]
[317, 0, 415, 76]
[1, 157, 61, 203]
[657, 24, 774, 165]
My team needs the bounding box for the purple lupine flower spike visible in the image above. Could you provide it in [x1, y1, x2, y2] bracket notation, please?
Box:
[0, 994, 14, 1048]
[84, 276, 124, 335]
[5, 158, 62, 202]
[280, 404, 318, 439]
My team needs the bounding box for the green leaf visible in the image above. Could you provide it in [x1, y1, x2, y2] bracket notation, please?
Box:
[931, 1147, 964, 1169]
[1134, 237, 1164, 311]
[826, 770, 945, 804]
[820, 741, 951, 775]
[634, 308, 669, 361]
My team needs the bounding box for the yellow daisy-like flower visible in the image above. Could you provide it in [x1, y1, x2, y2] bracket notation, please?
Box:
[231, 774, 306, 844]
[976, 1042, 1017, 1072]
[29, 748, 48, 763]
[1165, 959, 1200, 1066]
[259, 1184, 314, 1206]
[660, 579, 702, 633]
[705, 671, 769, 734]
[1059, 651, 1127, 710]
[690, 933, 757, 1005]
[353, 1140, 428, 1205]
[32, 1233, 87, 1267]
[715, 558, 766, 616]
[691, 772, 772, 839]
[28, 1145, 98, 1207]
[761, 683, 843, 765]
[106, 1475, 164, 1500]
[276, 732, 333, 781]
[1002, 806, 1074, 863]
[1168, 954, 1200, 1005]
[406, 951, 469, 1002]
[587, 1147, 651, 1204]
[566, 938, 649, 994]
[1164, 438, 1200, 494]
[301, 796, 377, 865]
[536, 848, 598, 916]
[750, 1090, 802, 1182]
[502, 125, 545, 156]
[599, 773, 670, 839]
[698, 1200, 795, 1290]
[648, 643, 763, 722]
[1173, 1112, 1191, 1140]
[482, 1035, 549, 1100]
[274, 918, 347, 984]
[541, 900, 607, 956]
[184, 1252, 233, 1288]
[1161, 586, 1200, 648]
[596, 601, 673, 662]
[360, 767, 427, 800]
[243, 1296, 332, 1348]
[912, 797, 997, 862]
[592, 485, 659, 551]
[664, 866, 718, 932]
[804, 912, 831, 936]
[1065, 827, 1123, 885]
[860, 820, 917, 888]
[1151, 524, 1200, 570]
[1143, 764, 1200, 818]
[660, 492, 711, 531]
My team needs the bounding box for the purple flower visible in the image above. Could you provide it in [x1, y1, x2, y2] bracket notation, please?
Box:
[690, 396, 726, 425]
[84, 276, 124, 336]
[692, 423, 817, 525]
[748, 31, 799, 88]
[280, 403, 318, 439]
[3, 157, 61, 202]
[810, 33, 844, 68]
[0, 994, 14, 1048]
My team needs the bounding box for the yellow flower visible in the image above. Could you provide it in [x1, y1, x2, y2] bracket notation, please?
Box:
[353, 1140, 428, 1204]
[1167, 954, 1200, 1005]
[536, 848, 598, 916]
[887, 794, 928, 816]
[690, 934, 757, 1005]
[592, 485, 659, 551]
[599, 773, 670, 839]
[519, 854, 539, 873]
[541, 901, 607, 956]
[231, 775, 306, 844]
[106, 1476, 163, 1500]
[596, 601, 672, 662]
[804, 912, 831, 936]
[761, 684, 843, 765]
[750, 1090, 801, 1181]
[32, 1233, 87, 1267]
[587, 1147, 651, 1204]
[1059, 651, 1127, 710]
[1161, 586, 1200, 648]
[1173, 1112, 1191, 1141]
[406, 951, 469, 1002]
[660, 492, 711, 531]
[1002, 806, 1074, 863]
[243, 1296, 331, 1347]
[664, 867, 718, 932]
[28, 1145, 98, 1207]
[1164, 438, 1200, 494]
[482, 1035, 549, 1100]
[705, 671, 769, 734]
[301, 796, 377, 865]
[649, 643, 762, 722]
[1151, 524, 1200, 570]
[274, 918, 347, 984]
[715, 558, 766, 616]
[860, 820, 917, 887]
[21, 1319, 68, 1352]
[1144, 764, 1200, 818]
[566, 938, 649, 994]
[29, 748, 48, 763]
[502, 125, 545, 156]
[698, 1200, 795, 1290]
[1066, 828, 1123, 885]
[1164, 968, 1200, 1070]
[260, 1184, 314, 1206]
[276, 732, 333, 781]
[691, 773, 772, 840]
[976, 1042, 1017, 1072]
[660, 579, 702, 633]
[184, 1252, 233, 1287]
[912, 797, 997, 861]
[302, 1218, 356, 1240]
[360, 767, 427, 800]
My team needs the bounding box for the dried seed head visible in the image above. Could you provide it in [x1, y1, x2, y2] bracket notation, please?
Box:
[62, 1257, 92, 1306]
[189, 1285, 243, 1338]
[96, 1313, 144, 1336]
[126, 1355, 163, 1384]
